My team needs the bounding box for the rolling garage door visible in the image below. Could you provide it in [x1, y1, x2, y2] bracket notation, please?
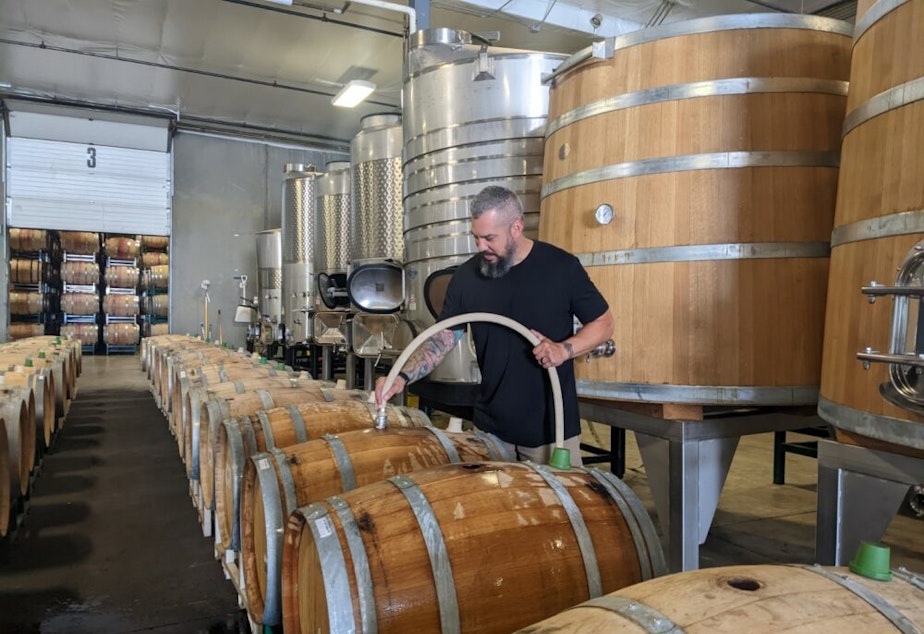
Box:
[4, 102, 172, 235]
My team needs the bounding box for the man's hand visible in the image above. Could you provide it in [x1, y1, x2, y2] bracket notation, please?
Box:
[531, 330, 572, 369]
[374, 374, 407, 408]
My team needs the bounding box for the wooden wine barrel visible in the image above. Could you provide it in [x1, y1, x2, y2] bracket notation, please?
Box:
[0, 418, 10, 537]
[197, 386, 368, 510]
[61, 324, 99, 346]
[242, 424, 506, 626]
[147, 322, 169, 338]
[282, 461, 666, 634]
[103, 323, 139, 346]
[8, 324, 45, 340]
[104, 236, 139, 258]
[514, 564, 924, 633]
[61, 261, 100, 285]
[818, 0, 924, 458]
[141, 333, 191, 379]
[59, 231, 100, 254]
[172, 360, 292, 449]
[540, 15, 851, 406]
[105, 266, 139, 288]
[10, 291, 48, 315]
[61, 293, 99, 316]
[0, 366, 55, 450]
[141, 235, 169, 250]
[103, 294, 139, 317]
[161, 346, 247, 416]
[0, 354, 70, 419]
[160, 345, 240, 406]
[181, 373, 306, 475]
[9, 228, 48, 253]
[141, 252, 169, 268]
[143, 264, 169, 290]
[221, 403, 430, 552]
[145, 295, 168, 317]
[10, 259, 44, 285]
[0, 388, 36, 497]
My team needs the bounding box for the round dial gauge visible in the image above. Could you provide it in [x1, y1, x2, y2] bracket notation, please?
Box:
[595, 203, 614, 225]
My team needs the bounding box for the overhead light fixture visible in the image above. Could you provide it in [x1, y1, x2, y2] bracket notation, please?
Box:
[332, 80, 376, 108]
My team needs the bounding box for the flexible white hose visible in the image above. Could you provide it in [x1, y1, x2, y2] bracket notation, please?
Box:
[375, 312, 564, 450]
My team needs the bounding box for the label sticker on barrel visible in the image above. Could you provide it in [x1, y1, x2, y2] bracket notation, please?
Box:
[258, 458, 271, 471]
[316, 516, 333, 538]
[179, 371, 187, 378]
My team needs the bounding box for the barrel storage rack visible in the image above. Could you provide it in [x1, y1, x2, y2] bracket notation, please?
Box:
[7, 229, 61, 341]
[0, 335, 82, 537]
[141, 333, 666, 633]
[60, 240, 101, 356]
[101, 234, 141, 355]
[139, 235, 170, 340]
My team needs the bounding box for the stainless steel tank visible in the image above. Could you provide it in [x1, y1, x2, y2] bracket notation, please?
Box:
[348, 113, 405, 314]
[402, 28, 566, 382]
[315, 161, 352, 310]
[281, 164, 320, 342]
[255, 228, 282, 322]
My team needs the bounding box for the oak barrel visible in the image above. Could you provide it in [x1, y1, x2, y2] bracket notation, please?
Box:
[515, 564, 924, 632]
[10, 259, 44, 284]
[104, 323, 139, 346]
[818, 0, 924, 457]
[61, 293, 99, 316]
[8, 325, 45, 340]
[103, 294, 139, 317]
[242, 425, 505, 626]
[61, 324, 99, 346]
[197, 385, 367, 509]
[181, 373, 309, 476]
[540, 15, 852, 405]
[9, 228, 48, 253]
[59, 231, 100, 254]
[0, 388, 36, 497]
[104, 236, 139, 258]
[282, 461, 665, 633]
[0, 418, 10, 536]
[10, 292, 49, 316]
[141, 235, 169, 250]
[0, 366, 55, 449]
[61, 261, 100, 285]
[105, 266, 139, 288]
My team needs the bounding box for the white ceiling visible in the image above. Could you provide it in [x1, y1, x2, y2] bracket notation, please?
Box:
[0, 0, 856, 151]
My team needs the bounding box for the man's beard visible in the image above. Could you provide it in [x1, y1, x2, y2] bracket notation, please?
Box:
[476, 247, 514, 279]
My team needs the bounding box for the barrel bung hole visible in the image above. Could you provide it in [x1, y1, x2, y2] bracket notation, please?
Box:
[726, 577, 762, 592]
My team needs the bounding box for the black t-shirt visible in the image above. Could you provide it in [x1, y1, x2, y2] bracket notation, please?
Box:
[438, 240, 609, 447]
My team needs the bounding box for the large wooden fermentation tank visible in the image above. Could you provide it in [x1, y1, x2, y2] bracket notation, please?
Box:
[819, 0, 924, 458]
[540, 14, 853, 406]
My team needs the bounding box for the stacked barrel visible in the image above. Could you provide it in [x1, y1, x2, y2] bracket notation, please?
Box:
[0, 335, 82, 537]
[140, 235, 170, 339]
[59, 231, 102, 352]
[8, 228, 61, 340]
[101, 235, 141, 353]
[142, 332, 666, 632]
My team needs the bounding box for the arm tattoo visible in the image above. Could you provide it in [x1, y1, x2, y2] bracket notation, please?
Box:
[401, 328, 464, 383]
[563, 342, 574, 359]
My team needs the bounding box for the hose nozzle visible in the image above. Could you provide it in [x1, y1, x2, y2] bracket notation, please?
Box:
[374, 406, 388, 430]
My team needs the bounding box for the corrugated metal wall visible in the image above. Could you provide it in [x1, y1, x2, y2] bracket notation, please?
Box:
[170, 133, 343, 348]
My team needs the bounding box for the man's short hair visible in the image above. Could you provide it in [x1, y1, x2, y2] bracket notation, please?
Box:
[470, 186, 525, 225]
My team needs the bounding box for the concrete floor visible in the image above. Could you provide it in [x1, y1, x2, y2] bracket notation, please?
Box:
[0, 355, 246, 634]
[0, 354, 921, 633]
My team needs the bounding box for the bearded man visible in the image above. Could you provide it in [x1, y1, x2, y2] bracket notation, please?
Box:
[375, 185, 613, 466]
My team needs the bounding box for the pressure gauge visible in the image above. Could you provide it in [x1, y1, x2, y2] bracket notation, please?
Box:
[594, 203, 614, 225]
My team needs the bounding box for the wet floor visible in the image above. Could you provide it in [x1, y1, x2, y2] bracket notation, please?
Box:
[0, 355, 246, 633]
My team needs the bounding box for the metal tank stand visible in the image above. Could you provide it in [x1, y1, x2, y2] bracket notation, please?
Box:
[815, 439, 924, 565]
[579, 400, 819, 572]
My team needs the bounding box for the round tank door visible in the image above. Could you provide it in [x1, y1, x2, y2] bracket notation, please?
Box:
[423, 267, 457, 318]
[316, 272, 349, 310]
[348, 260, 404, 313]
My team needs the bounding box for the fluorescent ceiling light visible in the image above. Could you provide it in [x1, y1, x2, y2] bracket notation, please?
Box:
[332, 80, 376, 108]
